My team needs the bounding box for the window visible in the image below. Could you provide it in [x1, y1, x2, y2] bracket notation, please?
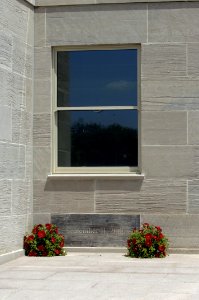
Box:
[53, 46, 140, 173]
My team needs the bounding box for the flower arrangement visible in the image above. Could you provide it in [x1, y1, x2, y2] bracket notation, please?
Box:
[127, 223, 169, 258]
[24, 224, 66, 257]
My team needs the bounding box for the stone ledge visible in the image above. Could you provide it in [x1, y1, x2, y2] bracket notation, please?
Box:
[48, 173, 145, 180]
[0, 249, 24, 265]
[66, 247, 199, 254]
[35, 0, 199, 7]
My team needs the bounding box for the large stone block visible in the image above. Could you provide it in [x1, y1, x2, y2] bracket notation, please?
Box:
[142, 146, 198, 179]
[188, 111, 199, 145]
[188, 180, 199, 214]
[187, 43, 199, 77]
[27, 7, 34, 47]
[0, 180, 11, 216]
[0, 143, 25, 180]
[33, 146, 51, 179]
[51, 214, 140, 247]
[46, 4, 147, 45]
[142, 78, 199, 111]
[10, 215, 28, 251]
[34, 47, 51, 80]
[148, 2, 199, 43]
[96, 179, 186, 213]
[0, 217, 12, 254]
[25, 146, 33, 181]
[0, 69, 10, 107]
[25, 45, 33, 79]
[0, 30, 12, 70]
[0, 214, 29, 254]
[8, 72, 25, 109]
[33, 213, 51, 225]
[34, 79, 51, 113]
[3, 0, 29, 40]
[25, 78, 33, 112]
[142, 111, 187, 145]
[0, 106, 12, 142]
[12, 109, 32, 145]
[33, 179, 95, 213]
[142, 43, 186, 78]
[34, 8, 46, 47]
[12, 180, 30, 215]
[141, 214, 199, 248]
[12, 37, 26, 76]
[33, 113, 51, 147]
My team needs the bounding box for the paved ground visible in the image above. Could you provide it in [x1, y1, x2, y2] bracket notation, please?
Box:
[0, 253, 199, 299]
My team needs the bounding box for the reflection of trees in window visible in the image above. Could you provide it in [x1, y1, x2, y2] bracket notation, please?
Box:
[71, 122, 138, 167]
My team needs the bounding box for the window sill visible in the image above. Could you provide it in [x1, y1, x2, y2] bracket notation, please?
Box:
[47, 173, 145, 180]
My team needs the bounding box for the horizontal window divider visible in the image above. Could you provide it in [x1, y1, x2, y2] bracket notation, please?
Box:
[55, 106, 138, 111]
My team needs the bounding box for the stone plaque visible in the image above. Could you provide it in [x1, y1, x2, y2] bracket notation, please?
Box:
[51, 214, 140, 247]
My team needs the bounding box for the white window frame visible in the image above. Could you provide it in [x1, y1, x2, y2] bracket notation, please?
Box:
[52, 45, 141, 174]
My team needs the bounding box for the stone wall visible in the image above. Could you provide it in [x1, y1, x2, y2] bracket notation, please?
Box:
[34, 2, 199, 250]
[0, 0, 34, 255]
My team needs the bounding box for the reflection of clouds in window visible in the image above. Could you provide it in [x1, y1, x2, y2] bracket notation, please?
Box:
[106, 80, 134, 91]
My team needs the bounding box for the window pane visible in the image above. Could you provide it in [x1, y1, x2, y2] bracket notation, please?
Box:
[57, 49, 137, 107]
[58, 110, 138, 167]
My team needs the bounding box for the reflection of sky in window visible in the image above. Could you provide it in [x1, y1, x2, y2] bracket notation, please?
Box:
[71, 110, 138, 130]
[57, 49, 137, 107]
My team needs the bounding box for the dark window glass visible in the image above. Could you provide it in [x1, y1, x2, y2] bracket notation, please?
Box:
[57, 49, 137, 107]
[58, 110, 138, 167]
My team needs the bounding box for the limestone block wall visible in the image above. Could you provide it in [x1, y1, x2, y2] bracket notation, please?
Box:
[0, 0, 34, 255]
[34, 1, 199, 249]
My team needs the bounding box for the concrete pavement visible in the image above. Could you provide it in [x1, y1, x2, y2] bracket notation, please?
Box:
[0, 252, 199, 299]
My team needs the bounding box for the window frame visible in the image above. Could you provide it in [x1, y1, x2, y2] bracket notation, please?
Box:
[52, 45, 141, 174]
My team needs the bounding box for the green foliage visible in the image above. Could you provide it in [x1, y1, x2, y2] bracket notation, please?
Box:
[127, 223, 169, 258]
[23, 224, 66, 257]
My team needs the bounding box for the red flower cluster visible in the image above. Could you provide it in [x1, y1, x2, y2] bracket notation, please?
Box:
[23, 224, 66, 257]
[127, 223, 169, 258]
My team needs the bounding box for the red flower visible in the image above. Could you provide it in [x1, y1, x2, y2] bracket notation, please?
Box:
[32, 224, 42, 234]
[145, 240, 152, 247]
[156, 226, 162, 232]
[54, 249, 61, 255]
[50, 227, 58, 234]
[127, 239, 131, 247]
[60, 240, 64, 248]
[32, 228, 37, 234]
[132, 238, 137, 245]
[27, 235, 34, 242]
[42, 251, 48, 256]
[157, 233, 164, 241]
[51, 237, 56, 243]
[145, 233, 152, 240]
[45, 224, 52, 230]
[158, 245, 165, 252]
[37, 245, 45, 252]
[145, 233, 153, 247]
[143, 223, 149, 227]
[28, 251, 37, 256]
[38, 230, 46, 238]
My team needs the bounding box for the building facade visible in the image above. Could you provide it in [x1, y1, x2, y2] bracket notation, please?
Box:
[1, 0, 199, 259]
